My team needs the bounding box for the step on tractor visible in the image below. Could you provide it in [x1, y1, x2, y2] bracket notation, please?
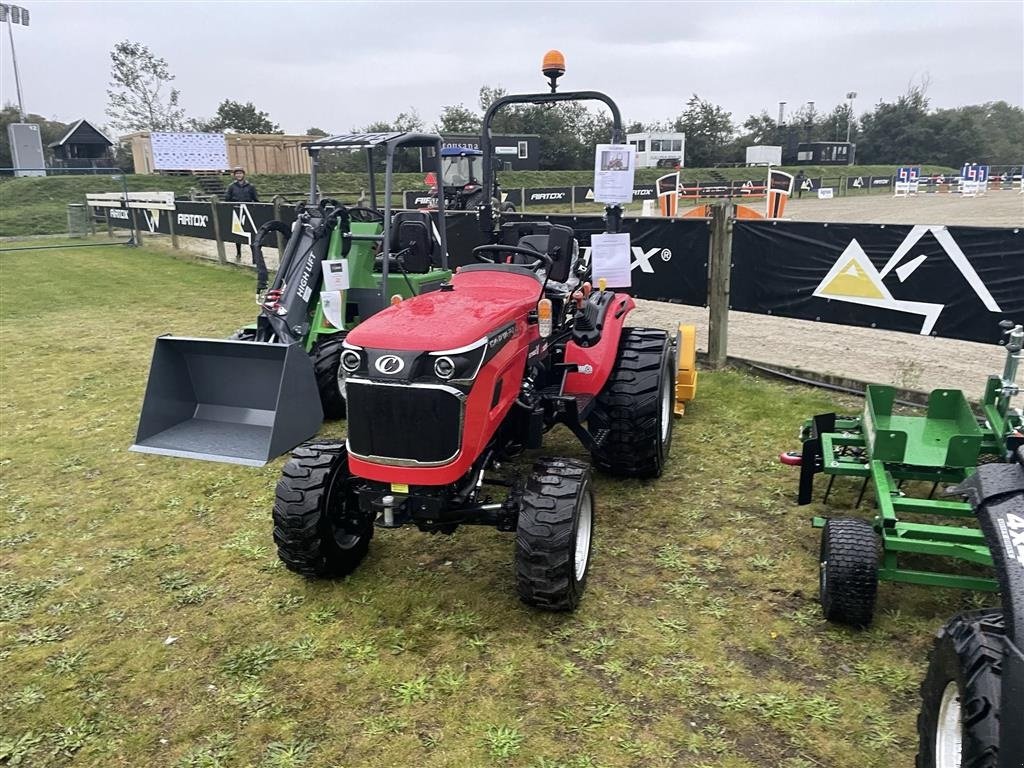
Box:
[270, 52, 682, 611]
[914, 448, 1023, 768]
[131, 133, 453, 465]
[782, 321, 1024, 627]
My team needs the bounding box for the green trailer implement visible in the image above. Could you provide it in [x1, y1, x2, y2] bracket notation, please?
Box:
[785, 321, 1024, 626]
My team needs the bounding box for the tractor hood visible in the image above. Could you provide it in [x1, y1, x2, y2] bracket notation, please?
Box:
[346, 269, 541, 352]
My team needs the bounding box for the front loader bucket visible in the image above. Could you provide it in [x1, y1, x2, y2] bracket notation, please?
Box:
[131, 337, 324, 466]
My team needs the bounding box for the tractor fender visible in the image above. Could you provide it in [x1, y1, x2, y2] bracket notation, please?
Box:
[562, 292, 635, 398]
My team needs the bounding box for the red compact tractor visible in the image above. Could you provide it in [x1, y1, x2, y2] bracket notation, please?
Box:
[272, 54, 679, 610]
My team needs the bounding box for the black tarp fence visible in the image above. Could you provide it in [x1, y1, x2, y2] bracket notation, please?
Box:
[731, 221, 1024, 344]
[98, 198, 1024, 345]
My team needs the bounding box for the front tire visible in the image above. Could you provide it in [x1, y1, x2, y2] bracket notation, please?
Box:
[916, 610, 1003, 768]
[515, 458, 594, 612]
[310, 333, 347, 420]
[819, 517, 879, 627]
[588, 328, 674, 478]
[273, 441, 372, 578]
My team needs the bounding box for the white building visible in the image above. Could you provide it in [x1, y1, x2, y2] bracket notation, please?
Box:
[627, 132, 686, 168]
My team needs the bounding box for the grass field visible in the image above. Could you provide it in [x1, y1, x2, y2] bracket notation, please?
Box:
[0, 164, 956, 238]
[0, 243, 992, 767]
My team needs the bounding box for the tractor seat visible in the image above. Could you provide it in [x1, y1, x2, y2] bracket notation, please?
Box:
[373, 211, 439, 274]
[504, 224, 580, 295]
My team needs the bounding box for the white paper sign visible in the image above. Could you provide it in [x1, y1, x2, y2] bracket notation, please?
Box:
[150, 132, 228, 171]
[320, 291, 344, 329]
[321, 260, 350, 291]
[817, 188, 834, 199]
[590, 232, 632, 288]
[593, 144, 636, 204]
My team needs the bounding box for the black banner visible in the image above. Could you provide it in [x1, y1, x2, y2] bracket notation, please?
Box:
[97, 202, 711, 307]
[524, 187, 572, 205]
[215, 202, 282, 245]
[497, 213, 708, 306]
[731, 221, 1024, 344]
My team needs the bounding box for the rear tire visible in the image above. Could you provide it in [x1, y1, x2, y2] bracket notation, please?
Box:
[515, 458, 594, 612]
[819, 517, 879, 627]
[273, 441, 372, 578]
[916, 610, 1003, 768]
[311, 333, 347, 420]
[588, 328, 674, 478]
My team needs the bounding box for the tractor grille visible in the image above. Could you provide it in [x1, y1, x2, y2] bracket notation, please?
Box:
[345, 380, 463, 465]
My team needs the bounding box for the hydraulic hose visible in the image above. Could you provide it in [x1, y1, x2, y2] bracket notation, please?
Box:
[252, 220, 292, 292]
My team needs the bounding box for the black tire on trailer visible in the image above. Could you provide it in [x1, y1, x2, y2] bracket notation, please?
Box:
[501, 202, 517, 213]
[819, 517, 879, 627]
[588, 328, 674, 478]
[916, 609, 1003, 768]
[310, 333, 347, 420]
[272, 441, 372, 578]
[515, 458, 594, 612]
[229, 327, 257, 341]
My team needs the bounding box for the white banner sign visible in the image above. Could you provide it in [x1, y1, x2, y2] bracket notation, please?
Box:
[817, 188, 834, 200]
[150, 132, 228, 171]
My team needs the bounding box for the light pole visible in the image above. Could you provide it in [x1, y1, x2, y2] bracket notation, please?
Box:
[0, 4, 30, 121]
[845, 91, 857, 143]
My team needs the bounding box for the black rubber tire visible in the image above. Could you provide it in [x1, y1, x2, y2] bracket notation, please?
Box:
[272, 441, 373, 578]
[501, 202, 517, 213]
[228, 327, 257, 341]
[916, 609, 1003, 768]
[515, 458, 594, 612]
[588, 328, 674, 478]
[310, 333, 347, 420]
[819, 517, 879, 627]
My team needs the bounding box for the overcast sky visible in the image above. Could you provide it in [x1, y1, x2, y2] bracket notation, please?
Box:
[2, 1, 1021, 136]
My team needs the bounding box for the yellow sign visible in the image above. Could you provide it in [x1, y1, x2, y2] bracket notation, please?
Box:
[391, 483, 409, 494]
[817, 256, 885, 299]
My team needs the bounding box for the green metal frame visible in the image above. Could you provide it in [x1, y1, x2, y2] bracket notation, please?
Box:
[242, 220, 453, 353]
[804, 332, 1023, 594]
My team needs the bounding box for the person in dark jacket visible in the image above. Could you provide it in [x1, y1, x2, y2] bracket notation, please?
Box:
[794, 169, 807, 199]
[224, 166, 258, 260]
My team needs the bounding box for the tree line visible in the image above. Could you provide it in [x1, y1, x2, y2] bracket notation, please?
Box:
[2, 40, 1020, 171]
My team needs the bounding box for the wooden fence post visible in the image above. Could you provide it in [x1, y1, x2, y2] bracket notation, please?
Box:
[168, 210, 180, 249]
[130, 208, 144, 246]
[706, 200, 734, 369]
[209, 200, 227, 264]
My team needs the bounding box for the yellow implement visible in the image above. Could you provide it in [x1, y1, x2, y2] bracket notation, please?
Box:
[674, 324, 698, 417]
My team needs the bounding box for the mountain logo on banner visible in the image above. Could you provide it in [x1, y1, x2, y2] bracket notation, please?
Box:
[231, 204, 256, 243]
[813, 226, 1002, 335]
[817, 249, 885, 299]
[851, 177, 864, 188]
[585, 188, 595, 200]
[142, 208, 161, 233]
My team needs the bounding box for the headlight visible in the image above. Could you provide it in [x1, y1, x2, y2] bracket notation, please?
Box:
[434, 356, 455, 379]
[427, 338, 488, 382]
[340, 349, 362, 373]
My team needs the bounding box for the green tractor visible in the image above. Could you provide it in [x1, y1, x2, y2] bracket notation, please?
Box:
[132, 132, 452, 465]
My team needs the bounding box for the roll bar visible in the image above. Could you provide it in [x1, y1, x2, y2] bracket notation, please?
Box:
[479, 89, 625, 237]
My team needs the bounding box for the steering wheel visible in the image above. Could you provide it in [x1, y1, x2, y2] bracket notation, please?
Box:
[473, 245, 553, 273]
[347, 206, 385, 223]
